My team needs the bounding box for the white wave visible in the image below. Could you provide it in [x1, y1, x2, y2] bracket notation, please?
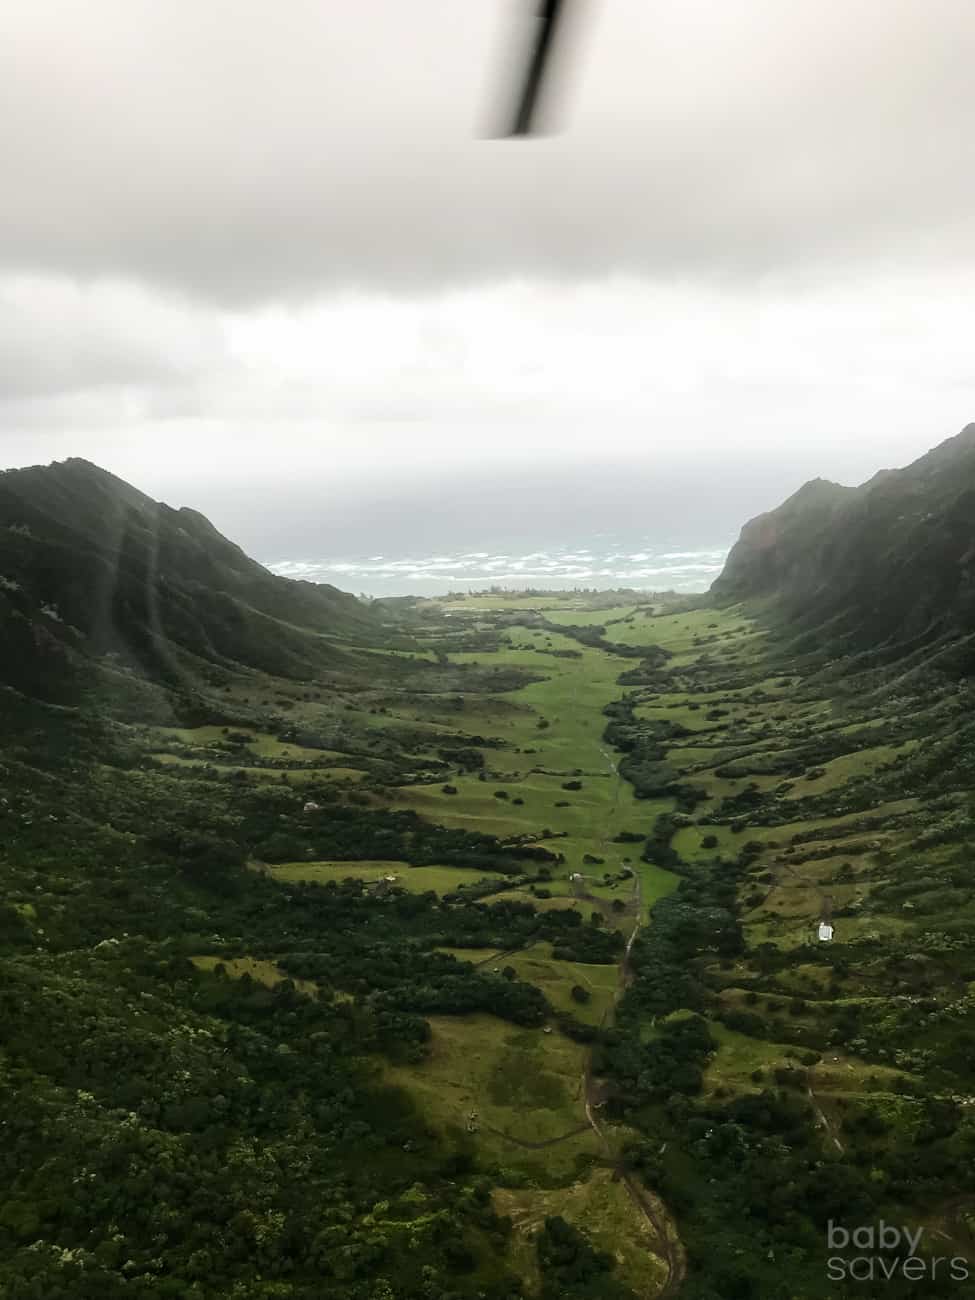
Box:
[265, 541, 729, 595]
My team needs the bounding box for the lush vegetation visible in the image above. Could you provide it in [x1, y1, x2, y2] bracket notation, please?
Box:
[7, 453, 975, 1296]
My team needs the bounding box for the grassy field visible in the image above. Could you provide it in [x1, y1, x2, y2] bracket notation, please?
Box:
[190, 954, 319, 997]
[700, 1019, 799, 1096]
[266, 859, 507, 896]
[779, 741, 918, 799]
[446, 941, 620, 1027]
[145, 723, 371, 786]
[384, 1013, 599, 1181]
[380, 612, 683, 936]
[494, 1167, 668, 1298]
[150, 753, 366, 782]
[435, 946, 510, 965]
[149, 725, 348, 762]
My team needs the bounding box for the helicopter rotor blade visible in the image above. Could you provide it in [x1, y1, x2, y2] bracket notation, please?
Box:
[505, 0, 572, 137]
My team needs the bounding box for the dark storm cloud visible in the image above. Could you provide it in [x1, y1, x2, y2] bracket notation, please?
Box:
[3, 0, 974, 304]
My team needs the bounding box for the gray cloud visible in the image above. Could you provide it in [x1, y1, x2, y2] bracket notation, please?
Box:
[0, 277, 223, 400]
[2, 272, 974, 497]
[3, 0, 974, 303]
[2, 0, 973, 585]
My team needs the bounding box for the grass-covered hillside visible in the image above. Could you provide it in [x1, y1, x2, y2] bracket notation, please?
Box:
[5, 455, 975, 1298]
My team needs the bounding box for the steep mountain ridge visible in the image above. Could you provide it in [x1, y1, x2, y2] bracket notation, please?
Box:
[711, 423, 975, 646]
[0, 457, 375, 701]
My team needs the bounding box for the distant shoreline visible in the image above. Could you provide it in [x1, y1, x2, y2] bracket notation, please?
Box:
[267, 542, 730, 599]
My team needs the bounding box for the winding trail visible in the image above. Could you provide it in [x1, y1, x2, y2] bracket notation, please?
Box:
[470, 942, 537, 969]
[481, 1121, 592, 1149]
[806, 1086, 845, 1153]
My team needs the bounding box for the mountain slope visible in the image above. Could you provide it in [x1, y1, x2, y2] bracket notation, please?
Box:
[711, 423, 975, 646]
[0, 457, 375, 700]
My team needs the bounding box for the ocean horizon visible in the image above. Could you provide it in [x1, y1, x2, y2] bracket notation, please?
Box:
[266, 541, 731, 598]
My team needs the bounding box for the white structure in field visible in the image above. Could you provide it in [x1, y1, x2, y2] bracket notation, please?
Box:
[818, 921, 834, 942]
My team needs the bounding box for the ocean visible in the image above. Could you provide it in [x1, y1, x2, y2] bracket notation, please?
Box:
[266, 541, 730, 598]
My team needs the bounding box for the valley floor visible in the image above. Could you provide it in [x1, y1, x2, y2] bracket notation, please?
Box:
[7, 586, 975, 1299]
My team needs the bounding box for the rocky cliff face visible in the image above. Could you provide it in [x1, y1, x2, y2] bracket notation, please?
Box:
[711, 424, 975, 645]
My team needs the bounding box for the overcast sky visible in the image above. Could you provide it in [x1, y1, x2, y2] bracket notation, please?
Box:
[2, 0, 974, 565]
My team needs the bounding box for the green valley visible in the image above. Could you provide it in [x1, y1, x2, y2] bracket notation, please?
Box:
[6, 446, 975, 1298]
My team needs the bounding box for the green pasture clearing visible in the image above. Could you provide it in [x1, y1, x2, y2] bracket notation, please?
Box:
[680, 798, 921, 868]
[478, 889, 585, 914]
[698, 773, 785, 801]
[747, 905, 911, 950]
[694, 1016, 909, 1104]
[540, 606, 641, 628]
[436, 946, 508, 965]
[672, 823, 740, 862]
[744, 899, 825, 946]
[434, 593, 644, 615]
[384, 1013, 598, 1181]
[435, 595, 565, 612]
[391, 779, 637, 855]
[494, 1166, 668, 1298]
[600, 603, 754, 650]
[632, 705, 718, 733]
[361, 646, 436, 661]
[439, 940, 619, 1026]
[150, 724, 244, 746]
[810, 1054, 911, 1095]
[266, 859, 506, 896]
[781, 742, 918, 799]
[500, 943, 620, 1026]
[635, 859, 682, 909]
[190, 954, 319, 998]
[150, 724, 346, 762]
[742, 850, 913, 948]
[149, 753, 365, 782]
[702, 1020, 799, 1096]
[392, 772, 612, 827]
[375, 603, 683, 947]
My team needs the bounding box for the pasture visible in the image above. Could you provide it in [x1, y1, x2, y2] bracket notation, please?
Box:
[384, 1013, 599, 1181]
[266, 859, 506, 896]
